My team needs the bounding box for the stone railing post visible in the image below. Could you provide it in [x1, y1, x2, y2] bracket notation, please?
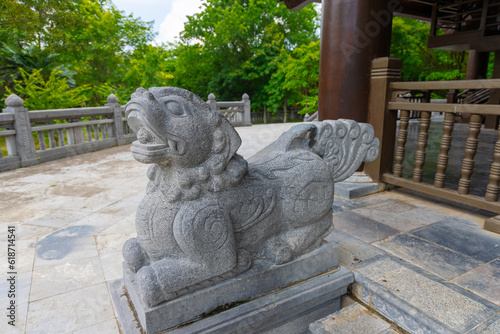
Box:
[242, 93, 251, 126]
[365, 57, 402, 183]
[107, 94, 125, 145]
[207, 93, 217, 113]
[3, 94, 38, 166]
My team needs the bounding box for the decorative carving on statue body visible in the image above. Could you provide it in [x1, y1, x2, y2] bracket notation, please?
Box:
[122, 87, 379, 307]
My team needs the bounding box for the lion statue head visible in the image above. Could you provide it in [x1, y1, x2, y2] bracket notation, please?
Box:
[125, 87, 248, 202]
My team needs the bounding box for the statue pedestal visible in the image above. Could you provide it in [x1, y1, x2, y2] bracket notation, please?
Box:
[111, 241, 354, 333]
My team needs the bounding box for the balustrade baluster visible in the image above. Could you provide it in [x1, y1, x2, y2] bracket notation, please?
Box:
[434, 112, 455, 188]
[48, 130, 56, 148]
[393, 110, 410, 177]
[107, 123, 113, 138]
[458, 114, 483, 195]
[413, 111, 432, 182]
[38, 132, 46, 151]
[93, 125, 99, 140]
[85, 126, 92, 142]
[485, 120, 500, 201]
[58, 129, 65, 146]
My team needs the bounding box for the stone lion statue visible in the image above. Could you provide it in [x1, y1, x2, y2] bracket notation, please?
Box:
[122, 87, 379, 307]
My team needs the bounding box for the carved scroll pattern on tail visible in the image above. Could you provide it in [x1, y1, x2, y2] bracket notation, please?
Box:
[311, 119, 379, 183]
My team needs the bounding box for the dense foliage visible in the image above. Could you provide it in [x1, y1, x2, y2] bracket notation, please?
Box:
[1, 1, 494, 115]
[390, 17, 469, 82]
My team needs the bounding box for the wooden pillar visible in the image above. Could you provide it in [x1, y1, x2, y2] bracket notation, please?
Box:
[465, 50, 490, 80]
[318, 0, 395, 122]
[365, 57, 402, 182]
[485, 51, 500, 129]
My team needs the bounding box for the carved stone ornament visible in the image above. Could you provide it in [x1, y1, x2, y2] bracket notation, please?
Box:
[122, 87, 379, 308]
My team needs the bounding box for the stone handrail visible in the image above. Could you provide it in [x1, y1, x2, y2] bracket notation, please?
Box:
[0, 94, 136, 172]
[207, 93, 252, 126]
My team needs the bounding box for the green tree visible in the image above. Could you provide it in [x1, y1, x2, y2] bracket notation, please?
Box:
[58, 0, 156, 103]
[391, 17, 468, 82]
[124, 44, 175, 90]
[6, 68, 90, 110]
[266, 41, 319, 115]
[0, 45, 76, 87]
[176, 0, 319, 110]
[1, 1, 157, 107]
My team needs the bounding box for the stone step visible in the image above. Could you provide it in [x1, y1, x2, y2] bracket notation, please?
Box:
[309, 302, 398, 334]
[351, 257, 500, 334]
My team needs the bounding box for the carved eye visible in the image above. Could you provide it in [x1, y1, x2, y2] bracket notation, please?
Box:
[166, 101, 186, 117]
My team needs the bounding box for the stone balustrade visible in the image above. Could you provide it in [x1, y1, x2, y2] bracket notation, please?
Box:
[0, 92, 252, 172]
[207, 93, 252, 126]
[0, 94, 135, 172]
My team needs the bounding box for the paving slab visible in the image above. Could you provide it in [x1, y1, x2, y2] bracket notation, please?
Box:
[325, 229, 387, 269]
[411, 218, 500, 263]
[333, 211, 399, 243]
[331, 194, 391, 213]
[353, 201, 446, 233]
[26, 283, 115, 333]
[452, 258, 500, 306]
[352, 257, 500, 334]
[374, 233, 483, 280]
[30, 255, 105, 302]
[477, 315, 500, 334]
[309, 303, 394, 334]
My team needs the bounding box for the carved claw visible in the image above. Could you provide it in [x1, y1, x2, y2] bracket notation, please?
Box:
[265, 238, 293, 265]
[122, 238, 148, 273]
[136, 265, 166, 307]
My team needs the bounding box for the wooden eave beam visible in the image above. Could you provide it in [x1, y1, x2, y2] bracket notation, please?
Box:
[395, 0, 434, 21]
[278, 0, 321, 11]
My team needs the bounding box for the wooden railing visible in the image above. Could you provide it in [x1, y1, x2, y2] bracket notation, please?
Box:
[0, 94, 135, 172]
[365, 57, 500, 233]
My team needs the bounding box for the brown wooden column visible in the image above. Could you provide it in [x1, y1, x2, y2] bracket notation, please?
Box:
[365, 57, 402, 182]
[465, 50, 490, 80]
[485, 51, 500, 129]
[318, 0, 395, 122]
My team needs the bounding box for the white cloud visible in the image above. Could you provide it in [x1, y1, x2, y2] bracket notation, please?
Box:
[111, 0, 172, 38]
[156, 0, 203, 44]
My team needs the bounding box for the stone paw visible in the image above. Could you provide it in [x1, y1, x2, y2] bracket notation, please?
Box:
[136, 265, 166, 308]
[265, 238, 293, 265]
[122, 238, 147, 273]
[235, 249, 252, 273]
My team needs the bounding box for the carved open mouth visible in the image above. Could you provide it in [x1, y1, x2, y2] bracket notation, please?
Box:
[127, 109, 186, 161]
[131, 127, 186, 158]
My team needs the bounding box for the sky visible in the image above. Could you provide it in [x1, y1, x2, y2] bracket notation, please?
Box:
[111, 0, 204, 44]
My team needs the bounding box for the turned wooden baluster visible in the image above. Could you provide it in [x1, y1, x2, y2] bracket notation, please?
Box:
[412, 111, 432, 182]
[434, 112, 455, 188]
[457, 114, 483, 195]
[485, 119, 500, 201]
[393, 110, 410, 177]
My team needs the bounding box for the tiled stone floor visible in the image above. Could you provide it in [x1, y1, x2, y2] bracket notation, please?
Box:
[0, 122, 499, 333]
[331, 191, 500, 333]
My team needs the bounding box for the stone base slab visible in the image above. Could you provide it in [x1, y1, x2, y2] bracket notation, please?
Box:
[111, 265, 353, 334]
[484, 215, 500, 235]
[115, 241, 343, 333]
[334, 182, 383, 199]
